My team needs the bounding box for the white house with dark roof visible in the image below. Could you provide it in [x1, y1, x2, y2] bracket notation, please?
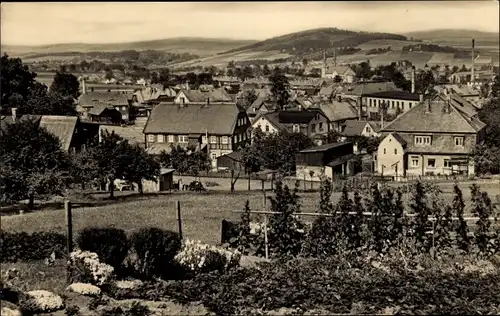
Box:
[364, 91, 430, 115]
[174, 88, 233, 105]
[143, 101, 251, 169]
[376, 96, 486, 177]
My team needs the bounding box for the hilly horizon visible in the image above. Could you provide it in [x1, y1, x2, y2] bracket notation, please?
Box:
[404, 29, 500, 47]
[1, 37, 259, 58]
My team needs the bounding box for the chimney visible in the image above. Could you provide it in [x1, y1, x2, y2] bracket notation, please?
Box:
[11, 108, 17, 122]
[419, 94, 424, 102]
[411, 66, 416, 93]
[471, 39, 475, 85]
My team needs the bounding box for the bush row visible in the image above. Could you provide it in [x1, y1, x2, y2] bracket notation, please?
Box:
[229, 180, 500, 259]
[0, 231, 66, 262]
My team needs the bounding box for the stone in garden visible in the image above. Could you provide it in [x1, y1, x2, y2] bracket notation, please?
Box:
[1, 307, 22, 316]
[20, 290, 65, 314]
[66, 283, 101, 296]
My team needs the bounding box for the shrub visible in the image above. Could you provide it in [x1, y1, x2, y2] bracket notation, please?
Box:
[130, 227, 181, 279]
[76, 227, 130, 270]
[19, 290, 65, 314]
[69, 250, 115, 286]
[174, 239, 241, 274]
[65, 305, 81, 316]
[0, 231, 66, 262]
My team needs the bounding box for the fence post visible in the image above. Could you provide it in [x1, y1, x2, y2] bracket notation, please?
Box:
[263, 196, 269, 260]
[65, 200, 73, 284]
[177, 201, 183, 240]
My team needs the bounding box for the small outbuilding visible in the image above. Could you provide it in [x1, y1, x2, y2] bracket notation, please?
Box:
[141, 168, 175, 192]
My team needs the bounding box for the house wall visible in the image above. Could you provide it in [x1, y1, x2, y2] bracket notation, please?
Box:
[308, 113, 330, 137]
[405, 154, 474, 176]
[295, 165, 325, 182]
[252, 116, 279, 134]
[366, 97, 419, 114]
[360, 123, 381, 138]
[377, 134, 405, 176]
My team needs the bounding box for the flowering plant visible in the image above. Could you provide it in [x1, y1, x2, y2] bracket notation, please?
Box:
[19, 290, 64, 314]
[174, 239, 241, 274]
[69, 250, 114, 286]
[66, 283, 101, 296]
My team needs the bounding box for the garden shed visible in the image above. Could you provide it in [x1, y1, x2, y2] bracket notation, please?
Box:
[141, 168, 175, 192]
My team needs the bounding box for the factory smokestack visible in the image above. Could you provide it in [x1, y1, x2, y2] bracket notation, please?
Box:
[411, 66, 416, 93]
[471, 39, 475, 85]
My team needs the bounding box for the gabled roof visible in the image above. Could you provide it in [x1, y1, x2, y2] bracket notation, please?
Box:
[367, 121, 382, 133]
[326, 65, 354, 75]
[341, 120, 369, 136]
[390, 133, 407, 147]
[259, 111, 318, 131]
[382, 100, 486, 134]
[432, 93, 479, 118]
[99, 124, 145, 145]
[433, 84, 479, 96]
[315, 100, 358, 122]
[344, 81, 400, 96]
[364, 91, 425, 101]
[143, 103, 241, 135]
[79, 92, 129, 107]
[88, 104, 112, 116]
[179, 88, 233, 103]
[300, 141, 353, 153]
[38, 116, 78, 152]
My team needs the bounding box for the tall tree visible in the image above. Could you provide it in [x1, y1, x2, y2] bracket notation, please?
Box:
[0, 119, 71, 209]
[20, 87, 77, 116]
[269, 68, 291, 110]
[1, 54, 38, 109]
[122, 144, 161, 194]
[50, 72, 80, 98]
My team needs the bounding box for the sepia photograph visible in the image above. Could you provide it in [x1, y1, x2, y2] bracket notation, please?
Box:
[1, 1, 499, 315]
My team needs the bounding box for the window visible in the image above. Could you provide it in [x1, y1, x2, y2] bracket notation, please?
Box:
[427, 158, 436, 168]
[409, 102, 412, 109]
[265, 125, 270, 132]
[168, 135, 175, 143]
[454, 136, 464, 146]
[394, 148, 397, 155]
[319, 122, 323, 131]
[178, 135, 188, 143]
[258, 124, 262, 130]
[391, 101, 395, 108]
[210, 136, 217, 144]
[311, 123, 316, 132]
[211, 153, 217, 161]
[222, 136, 229, 144]
[378, 100, 381, 106]
[115, 107, 120, 111]
[401, 102, 405, 108]
[397, 101, 400, 107]
[293, 124, 300, 132]
[253, 107, 256, 112]
[365, 126, 370, 133]
[411, 156, 419, 167]
[383, 148, 386, 154]
[122, 106, 127, 111]
[157, 135, 165, 143]
[415, 136, 432, 145]
[148, 135, 155, 142]
[202, 135, 207, 144]
[444, 159, 451, 168]
[369, 99, 373, 107]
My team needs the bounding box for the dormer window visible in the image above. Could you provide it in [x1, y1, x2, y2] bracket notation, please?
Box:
[293, 124, 300, 133]
[415, 135, 431, 146]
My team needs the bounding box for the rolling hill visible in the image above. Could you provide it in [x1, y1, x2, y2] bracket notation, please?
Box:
[1, 37, 258, 58]
[405, 29, 500, 47]
[222, 27, 408, 56]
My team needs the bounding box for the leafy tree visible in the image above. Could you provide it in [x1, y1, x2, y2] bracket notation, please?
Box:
[415, 70, 436, 94]
[373, 63, 411, 92]
[50, 72, 80, 98]
[491, 75, 500, 98]
[70, 138, 100, 190]
[186, 149, 211, 177]
[470, 184, 495, 254]
[268, 181, 304, 258]
[269, 69, 290, 110]
[1, 54, 38, 109]
[159, 145, 210, 177]
[242, 89, 258, 108]
[241, 143, 262, 191]
[122, 144, 161, 194]
[90, 130, 132, 198]
[19, 87, 77, 116]
[301, 58, 308, 68]
[262, 65, 271, 76]
[105, 70, 114, 80]
[453, 184, 470, 253]
[410, 181, 431, 250]
[0, 118, 71, 209]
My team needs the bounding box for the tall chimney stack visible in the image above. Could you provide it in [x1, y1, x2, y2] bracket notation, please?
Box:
[411, 66, 416, 93]
[471, 39, 475, 85]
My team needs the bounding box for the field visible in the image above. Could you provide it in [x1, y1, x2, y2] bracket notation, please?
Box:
[1, 178, 499, 244]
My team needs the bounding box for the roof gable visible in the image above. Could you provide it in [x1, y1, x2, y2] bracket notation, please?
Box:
[382, 100, 484, 134]
[143, 103, 241, 135]
[39, 116, 78, 152]
[317, 101, 358, 122]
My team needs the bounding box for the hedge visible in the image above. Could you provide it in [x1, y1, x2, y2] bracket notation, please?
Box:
[0, 230, 66, 262]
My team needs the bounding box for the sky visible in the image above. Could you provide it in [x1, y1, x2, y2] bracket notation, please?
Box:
[1, 1, 499, 46]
